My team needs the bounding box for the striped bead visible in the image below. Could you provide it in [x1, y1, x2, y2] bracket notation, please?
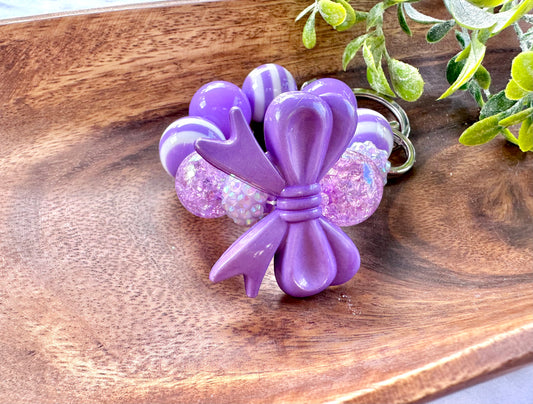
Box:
[350, 108, 394, 156]
[159, 116, 225, 177]
[242, 64, 298, 122]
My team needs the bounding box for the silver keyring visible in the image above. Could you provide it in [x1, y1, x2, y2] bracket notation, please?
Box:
[352, 88, 411, 138]
[388, 128, 415, 177]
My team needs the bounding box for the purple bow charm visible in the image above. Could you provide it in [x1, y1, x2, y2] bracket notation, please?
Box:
[196, 91, 360, 297]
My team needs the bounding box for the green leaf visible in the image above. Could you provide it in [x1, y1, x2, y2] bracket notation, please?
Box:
[444, 0, 533, 34]
[335, 0, 357, 31]
[467, 0, 505, 7]
[511, 51, 533, 92]
[295, 3, 315, 22]
[439, 32, 486, 99]
[426, 20, 456, 43]
[459, 115, 502, 145]
[363, 41, 396, 97]
[480, 90, 517, 119]
[302, 10, 317, 49]
[364, 34, 385, 64]
[455, 30, 470, 49]
[500, 128, 519, 145]
[397, 4, 412, 36]
[467, 80, 485, 107]
[388, 58, 424, 101]
[474, 65, 491, 90]
[456, 42, 471, 62]
[518, 117, 533, 151]
[367, 2, 385, 29]
[445, 54, 469, 90]
[505, 78, 530, 100]
[498, 106, 533, 126]
[342, 34, 369, 70]
[403, 3, 446, 24]
[318, 0, 347, 27]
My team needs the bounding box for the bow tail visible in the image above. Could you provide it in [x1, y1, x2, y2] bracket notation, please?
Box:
[319, 218, 360, 286]
[274, 220, 337, 297]
[210, 211, 287, 297]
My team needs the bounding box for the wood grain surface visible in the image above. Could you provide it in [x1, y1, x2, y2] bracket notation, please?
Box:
[1, 1, 532, 403]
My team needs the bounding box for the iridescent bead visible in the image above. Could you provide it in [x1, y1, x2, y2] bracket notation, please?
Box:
[189, 81, 252, 138]
[222, 176, 270, 226]
[320, 141, 390, 226]
[348, 141, 391, 184]
[242, 64, 298, 122]
[159, 116, 225, 177]
[175, 152, 227, 218]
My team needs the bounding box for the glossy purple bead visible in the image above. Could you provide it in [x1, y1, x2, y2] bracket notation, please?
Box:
[159, 116, 225, 177]
[242, 64, 298, 122]
[303, 78, 358, 111]
[350, 108, 394, 156]
[175, 152, 227, 218]
[189, 81, 252, 138]
[320, 141, 389, 227]
[221, 176, 270, 226]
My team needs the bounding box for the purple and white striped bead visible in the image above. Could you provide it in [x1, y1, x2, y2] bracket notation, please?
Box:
[242, 64, 298, 122]
[159, 116, 225, 177]
[350, 108, 394, 156]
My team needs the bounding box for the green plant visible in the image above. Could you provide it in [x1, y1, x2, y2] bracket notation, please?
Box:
[296, 0, 533, 150]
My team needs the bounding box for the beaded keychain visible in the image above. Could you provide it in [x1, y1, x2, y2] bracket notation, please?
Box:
[159, 64, 414, 298]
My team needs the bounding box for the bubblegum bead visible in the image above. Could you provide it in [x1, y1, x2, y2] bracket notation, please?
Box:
[242, 64, 298, 122]
[320, 143, 388, 227]
[189, 81, 252, 138]
[350, 108, 394, 156]
[222, 176, 270, 226]
[175, 152, 227, 218]
[302, 78, 358, 111]
[159, 116, 225, 177]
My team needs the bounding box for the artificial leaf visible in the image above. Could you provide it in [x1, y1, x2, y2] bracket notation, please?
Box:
[302, 11, 317, 49]
[480, 90, 516, 119]
[397, 4, 412, 36]
[426, 20, 456, 43]
[455, 29, 470, 49]
[388, 58, 425, 101]
[467, 80, 485, 106]
[335, 0, 357, 31]
[439, 32, 486, 99]
[518, 117, 533, 151]
[342, 34, 369, 70]
[363, 42, 396, 97]
[466, 0, 505, 7]
[318, 0, 347, 27]
[459, 115, 502, 145]
[403, 3, 446, 24]
[505, 79, 530, 100]
[511, 51, 533, 92]
[498, 106, 533, 126]
[474, 65, 491, 90]
[367, 2, 385, 29]
[295, 3, 315, 22]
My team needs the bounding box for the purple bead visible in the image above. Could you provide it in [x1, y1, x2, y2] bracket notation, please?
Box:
[159, 116, 225, 177]
[320, 141, 389, 227]
[242, 64, 298, 122]
[303, 78, 358, 111]
[189, 81, 252, 138]
[221, 176, 271, 226]
[175, 152, 227, 218]
[350, 108, 394, 156]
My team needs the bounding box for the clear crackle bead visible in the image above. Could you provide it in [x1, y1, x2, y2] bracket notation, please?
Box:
[175, 152, 227, 218]
[222, 176, 271, 226]
[320, 141, 391, 227]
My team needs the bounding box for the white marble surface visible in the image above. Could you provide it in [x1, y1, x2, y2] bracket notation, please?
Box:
[0, 0, 161, 19]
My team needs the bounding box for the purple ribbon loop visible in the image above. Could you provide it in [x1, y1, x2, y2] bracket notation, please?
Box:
[196, 91, 361, 297]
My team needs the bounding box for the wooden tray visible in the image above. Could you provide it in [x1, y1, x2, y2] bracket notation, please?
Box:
[1, 1, 532, 403]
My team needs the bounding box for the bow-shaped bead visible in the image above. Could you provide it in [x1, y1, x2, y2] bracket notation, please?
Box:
[196, 91, 360, 297]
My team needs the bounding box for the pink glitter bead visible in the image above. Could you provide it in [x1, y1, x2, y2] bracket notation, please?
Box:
[175, 152, 227, 218]
[222, 176, 270, 226]
[320, 142, 390, 227]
